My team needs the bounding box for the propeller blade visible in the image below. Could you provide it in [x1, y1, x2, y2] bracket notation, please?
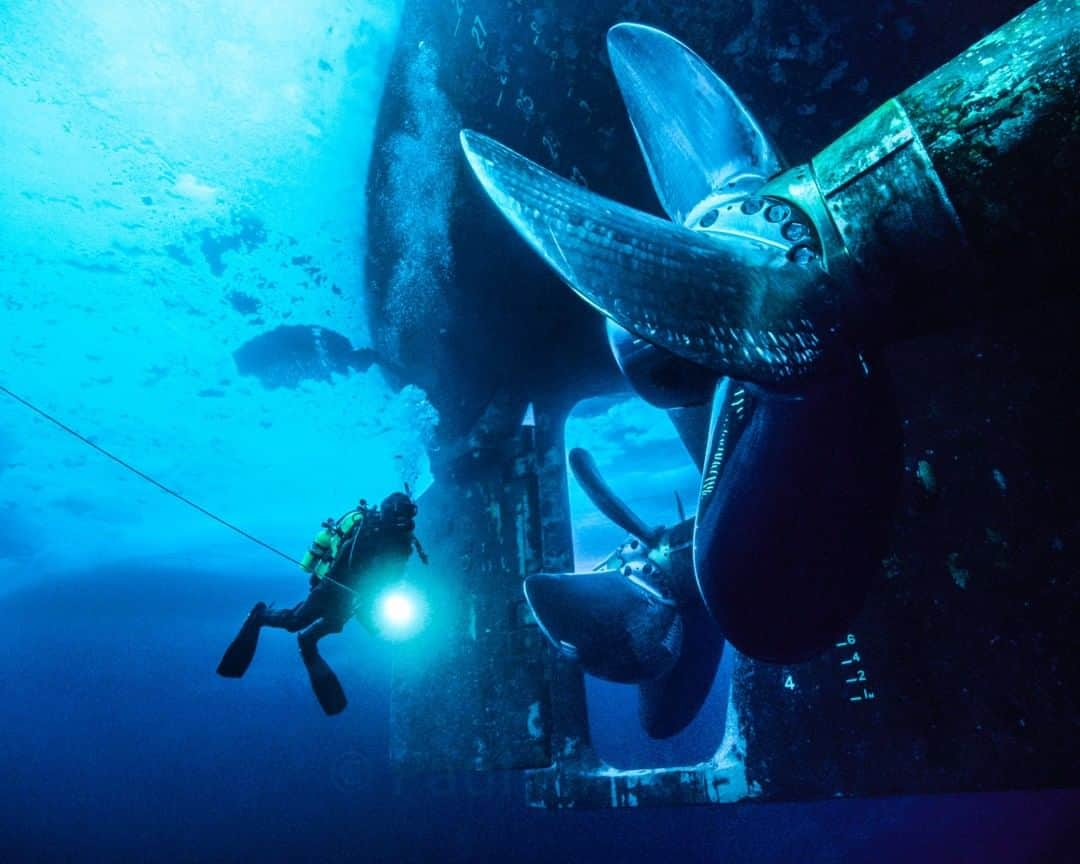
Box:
[524, 571, 682, 683]
[568, 447, 656, 543]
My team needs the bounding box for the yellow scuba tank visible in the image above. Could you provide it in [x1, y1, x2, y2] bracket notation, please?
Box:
[299, 518, 337, 575]
[299, 503, 372, 581]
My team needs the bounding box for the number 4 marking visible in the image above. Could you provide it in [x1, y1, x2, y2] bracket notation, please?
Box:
[784, 675, 795, 691]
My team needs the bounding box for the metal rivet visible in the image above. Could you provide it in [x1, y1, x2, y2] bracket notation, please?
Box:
[790, 245, 816, 266]
[765, 203, 791, 223]
[740, 197, 764, 215]
[630, 539, 639, 549]
[782, 221, 809, 242]
[699, 209, 719, 228]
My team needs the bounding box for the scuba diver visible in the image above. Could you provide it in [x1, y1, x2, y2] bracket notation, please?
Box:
[216, 491, 425, 715]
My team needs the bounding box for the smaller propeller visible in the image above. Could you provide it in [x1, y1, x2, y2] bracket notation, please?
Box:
[523, 447, 697, 683]
[524, 445, 727, 737]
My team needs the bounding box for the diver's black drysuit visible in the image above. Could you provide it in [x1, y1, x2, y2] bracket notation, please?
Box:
[262, 522, 414, 648]
[217, 495, 417, 715]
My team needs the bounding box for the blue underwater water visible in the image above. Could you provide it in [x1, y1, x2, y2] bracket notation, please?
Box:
[1, 1, 1077, 862]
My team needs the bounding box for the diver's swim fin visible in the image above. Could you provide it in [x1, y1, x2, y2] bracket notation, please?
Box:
[216, 602, 266, 678]
[299, 639, 348, 716]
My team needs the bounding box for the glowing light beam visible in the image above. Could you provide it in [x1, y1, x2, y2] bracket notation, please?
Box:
[375, 583, 429, 641]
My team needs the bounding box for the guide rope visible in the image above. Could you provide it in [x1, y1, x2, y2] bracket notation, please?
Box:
[0, 383, 304, 568]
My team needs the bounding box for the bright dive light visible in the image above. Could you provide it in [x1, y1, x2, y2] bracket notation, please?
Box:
[382, 592, 415, 626]
[375, 583, 428, 641]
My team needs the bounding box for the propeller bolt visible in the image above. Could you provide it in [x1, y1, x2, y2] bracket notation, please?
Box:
[740, 197, 764, 215]
[765, 203, 791, 223]
[782, 221, 810, 242]
[790, 244, 817, 266]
